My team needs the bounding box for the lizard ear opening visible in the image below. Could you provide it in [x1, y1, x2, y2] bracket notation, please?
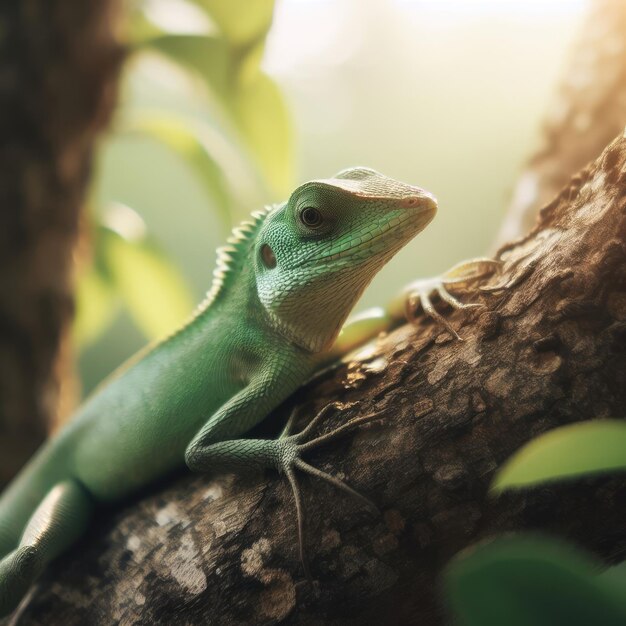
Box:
[260, 243, 277, 269]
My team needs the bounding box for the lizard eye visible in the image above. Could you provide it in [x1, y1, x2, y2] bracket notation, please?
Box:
[299, 206, 323, 229]
[260, 243, 276, 269]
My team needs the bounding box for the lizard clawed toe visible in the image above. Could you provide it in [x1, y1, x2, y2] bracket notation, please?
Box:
[277, 405, 384, 579]
[402, 257, 501, 339]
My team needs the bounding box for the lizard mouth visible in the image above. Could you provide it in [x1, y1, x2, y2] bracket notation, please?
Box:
[310, 200, 437, 267]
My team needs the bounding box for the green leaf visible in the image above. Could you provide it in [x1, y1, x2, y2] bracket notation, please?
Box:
[100, 224, 194, 341]
[124, 113, 233, 228]
[128, 9, 164, 45]
[237, 37, 267, 86]
[188, 0, 275, 48]
[215, 4, 291, 192]
[492, 420, 626, 493]
[73, 266, 120, 349]
[444, 536, 626, 626]
[139, 35, 292, 196]
[233, 72, 293, 195]
[142, 34, 231, 99]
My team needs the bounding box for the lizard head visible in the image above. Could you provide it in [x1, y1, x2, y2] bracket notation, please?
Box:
[254, 167, 437, 353]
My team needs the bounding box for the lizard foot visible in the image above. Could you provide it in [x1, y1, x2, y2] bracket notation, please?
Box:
[278, 402, 384, 580]
[403, 257, 501, 340]
[0, 546, 40, 617]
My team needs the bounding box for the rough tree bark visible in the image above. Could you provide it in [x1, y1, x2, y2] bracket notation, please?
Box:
[6, 127, 626, 624]
[0, 1, 123, 484]
[496, 0, 626, 245]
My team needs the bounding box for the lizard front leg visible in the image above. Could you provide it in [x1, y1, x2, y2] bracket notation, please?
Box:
[388, 257, 501, 339]
[323, 257, 501, 364]
[184, 365, 380, 579]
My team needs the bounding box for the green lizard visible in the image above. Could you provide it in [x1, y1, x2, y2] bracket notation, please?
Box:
[0, 167, 495, 615]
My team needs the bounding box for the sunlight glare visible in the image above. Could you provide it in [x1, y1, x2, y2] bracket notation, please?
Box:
[388, 0, 583, 13]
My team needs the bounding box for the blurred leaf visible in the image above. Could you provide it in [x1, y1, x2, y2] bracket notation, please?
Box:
[139, 32, 292, 196]
[233, 72, 292, 195]
[601, 561, 626, 596]
[188, 0, 274, 48]
[142, 34, 231, 98]
[130, 0, 215, 42]
[238, 37, 266, 86]
[101, 226, 194, 341]
[492, 420, 626, 493]
[128, 9, 164, 45]
[444, 536, 626, 626]
[124, 113, 233, 227]
[73, 266, 119, 348]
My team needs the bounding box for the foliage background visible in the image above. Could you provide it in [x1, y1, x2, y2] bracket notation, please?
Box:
[79, 0, 586, 395]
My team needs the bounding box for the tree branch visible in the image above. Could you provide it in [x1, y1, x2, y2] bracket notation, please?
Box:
[9, 130, 626, 625]
[495, 0, 626, 246]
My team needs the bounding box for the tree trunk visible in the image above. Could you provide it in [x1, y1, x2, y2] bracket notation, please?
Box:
[7, 128, 626, 625]
[0, 1, 123, 484]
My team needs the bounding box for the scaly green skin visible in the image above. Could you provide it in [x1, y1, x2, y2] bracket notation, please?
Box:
[0, 167, 439, 614]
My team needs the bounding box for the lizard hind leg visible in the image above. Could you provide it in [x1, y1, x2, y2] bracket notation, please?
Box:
[0, 479, 93, 617]
[0, 527, 16, 562]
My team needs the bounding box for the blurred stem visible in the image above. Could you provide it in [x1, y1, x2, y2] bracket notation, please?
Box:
[0, 1, 124, 484]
